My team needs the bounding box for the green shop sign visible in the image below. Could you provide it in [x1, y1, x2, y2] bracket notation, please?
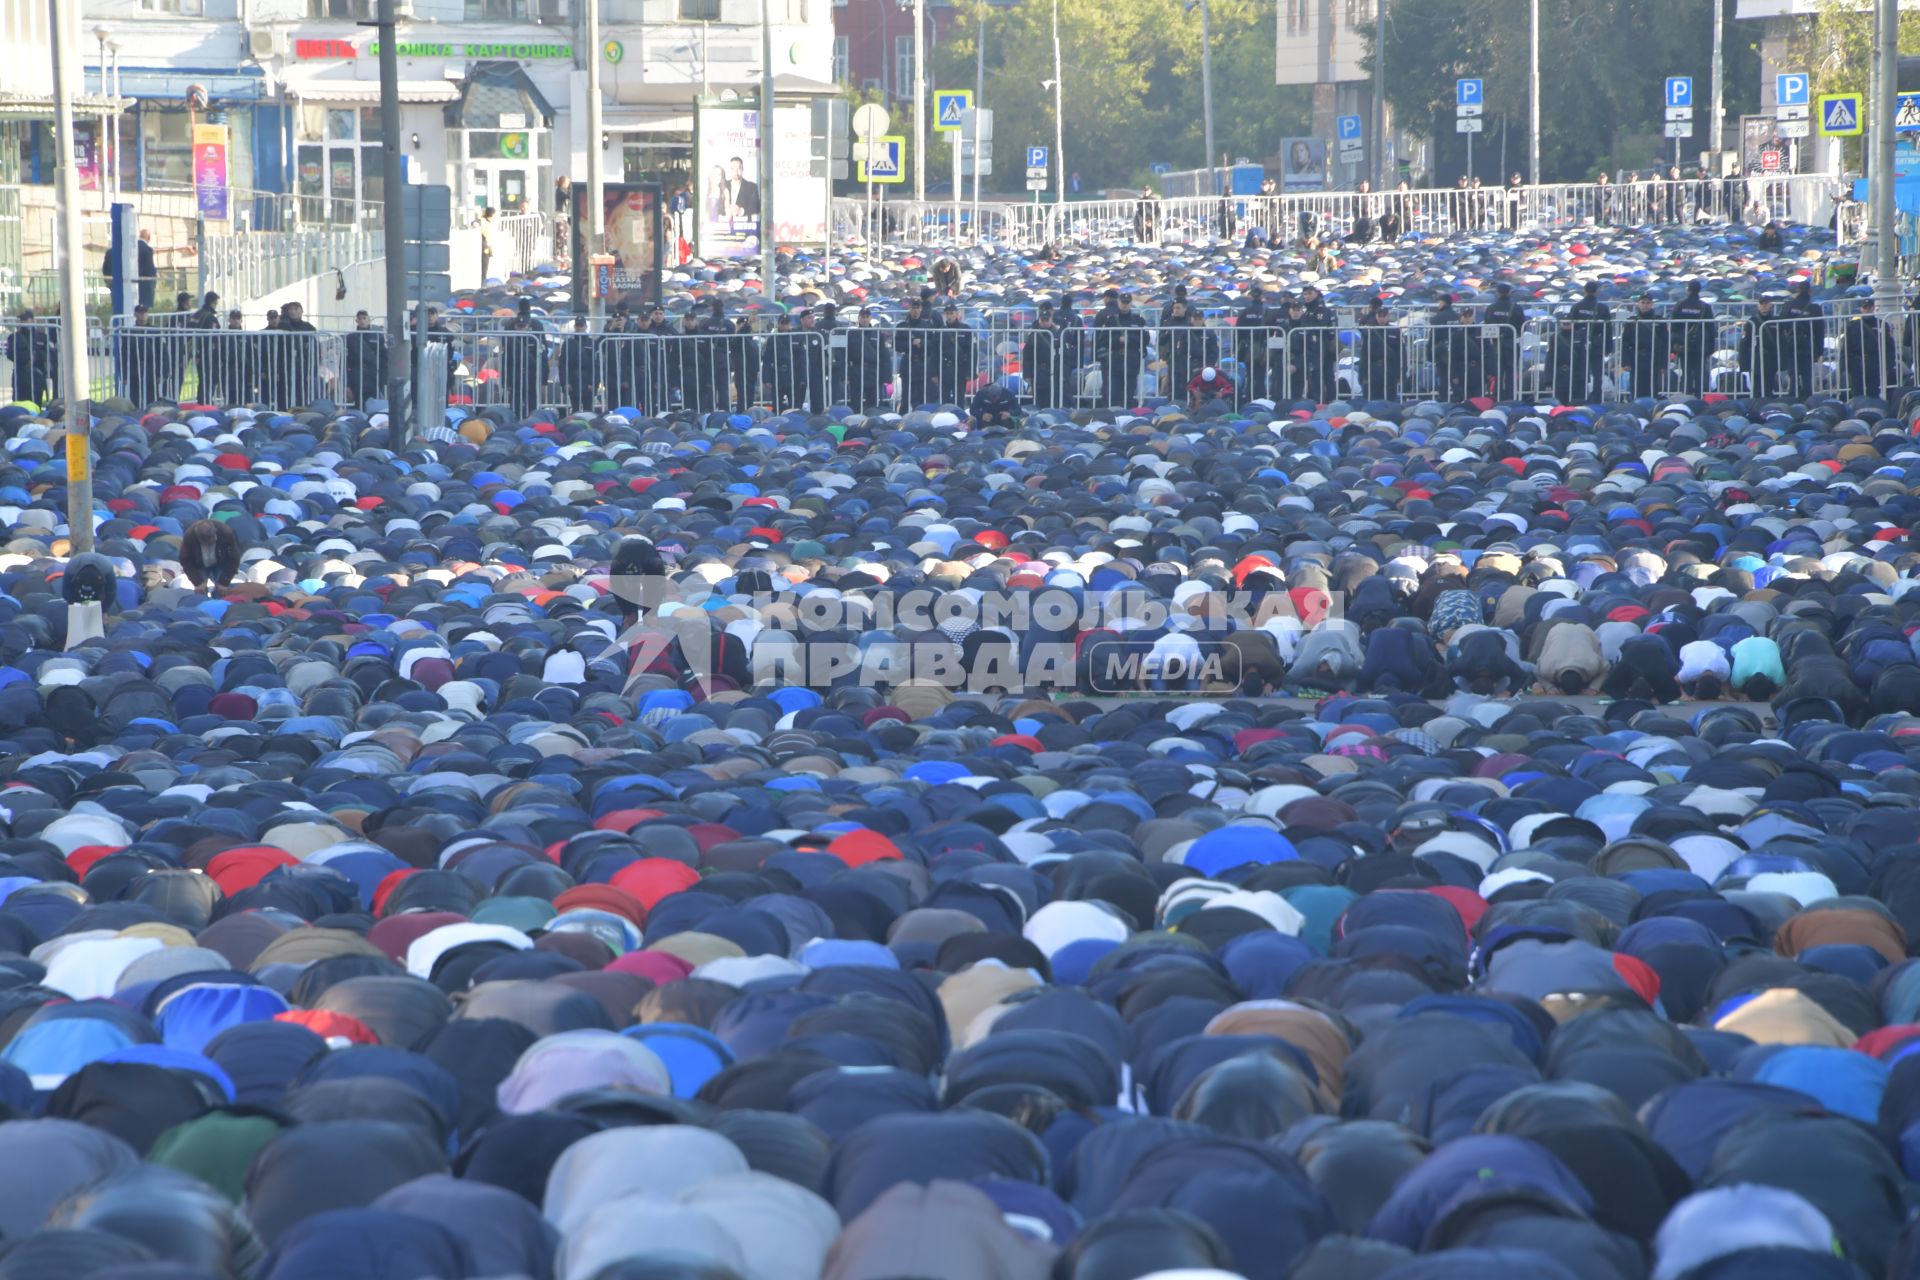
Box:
[369, 41, 575, 59]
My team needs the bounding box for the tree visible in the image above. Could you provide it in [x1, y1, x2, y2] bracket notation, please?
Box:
[929, 0, 1312, 192]
[1366, 0, 1759, 183]
[1791, 1, 1920, 169]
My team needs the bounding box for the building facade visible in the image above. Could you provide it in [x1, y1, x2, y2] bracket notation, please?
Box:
[1273, 0, 1401, 186]
[52, 0, 835, 228]
[830, 0, 954, 103]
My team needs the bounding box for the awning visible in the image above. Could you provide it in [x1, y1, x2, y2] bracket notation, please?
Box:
[286, 80, 460, 105]
[611, 74, 839, 109]
[85, 68, 266, 103]
[606, 115, 695, 135]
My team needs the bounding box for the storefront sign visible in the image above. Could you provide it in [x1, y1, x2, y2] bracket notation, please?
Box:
[369, 41, 573, 59]
[193, 123, 229, 221]
[603, 40, 625, 64]
[294, 39, 357, 59]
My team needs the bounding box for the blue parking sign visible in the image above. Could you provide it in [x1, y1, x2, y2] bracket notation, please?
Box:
[1776, 72, 1809, 106]
[1337, 115, 1363, 141]
[1457, 79, 1482, 106]
[1026, 146, 1048, 169]
[1666, 76, 1692, 108]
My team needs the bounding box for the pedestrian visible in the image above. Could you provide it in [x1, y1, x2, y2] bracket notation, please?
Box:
[1842, 297, 1896, 399]
[5, 310, 51, 407]
[1669, 279, 1715, 395]
[558, 315, 598, 415]
[277, 301, 319, 407]
[1779, 279, 1821, 399]
[1566, 279, 1610, 401]
[1619, 292, 1670, 399]
[1481, 282, 1527, 399]
[934, 301, 975, 406]
[1355, 297, 1403, 400]
[498, 300, 547, 418]
[847, 306, 894, 413]
[1739, 295, 1786, 398]
[478, 207, 498, 283]
[343, 310, 383, 408]
[1092, 290, 1147, 410]
[897, 292, 939, 407]
[1236, 285, 1280, 403]
[1158, 297, 1216, 401]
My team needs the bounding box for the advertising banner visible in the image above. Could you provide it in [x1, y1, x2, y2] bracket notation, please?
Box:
[193, 123, 230, 221]
[695, 104, 827, 258]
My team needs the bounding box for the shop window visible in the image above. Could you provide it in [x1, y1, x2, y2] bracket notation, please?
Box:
[833, 36, 848, 82]
[680, 0, 722, 19]
[893, 35, 911, 99]
[142, 0, 207, 12]
[306, 0, 372, 15]
[142, 109, 192, 188]
[465, 0, 569, 18]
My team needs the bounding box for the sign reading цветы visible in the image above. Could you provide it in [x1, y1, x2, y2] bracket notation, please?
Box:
[369, 41, 575, 59]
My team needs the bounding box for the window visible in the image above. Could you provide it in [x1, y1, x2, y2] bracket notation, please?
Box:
[833, 36, 849, 82]
[1346, 0, 1366, 28]
[141, 0, 206, 12]
[834, 0, 848, 6]
[1285, 0, 1305, 35]
[466, 0, 570, 17]
[894, 35, 912, 100]
[306, 0, 371, 15]
[785, 0, 809, 19]
[680, 0, 722, 17]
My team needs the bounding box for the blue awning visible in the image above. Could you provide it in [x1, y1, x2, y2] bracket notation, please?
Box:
[84, 68, 266, 103]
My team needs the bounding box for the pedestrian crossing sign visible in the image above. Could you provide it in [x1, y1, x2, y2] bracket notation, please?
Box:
[1818, 93, 1862, 136]
[858, 135, 906, 184]
[1898, 93, 1920, 132]
[934, 90, 972, 132]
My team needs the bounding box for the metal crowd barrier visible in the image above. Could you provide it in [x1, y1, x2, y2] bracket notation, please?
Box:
[104, 327, 352, 410]
[830, 175, 1833, 251]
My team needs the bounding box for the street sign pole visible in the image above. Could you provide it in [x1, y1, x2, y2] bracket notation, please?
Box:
[1874, 0, 1899, 315]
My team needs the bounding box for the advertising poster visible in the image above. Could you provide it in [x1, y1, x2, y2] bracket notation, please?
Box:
[695, 104, 828, 259]
[573, 182, 664, 314]
[1281, 137, 1327, 191]
[75, 122, 101, 193]
[193, 123, 229, 221]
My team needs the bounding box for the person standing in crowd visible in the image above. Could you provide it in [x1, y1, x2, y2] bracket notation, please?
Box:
[278, 301, 319, 407]
[729, 314, 760, 411]
[210, 308, 254, 406]
[1566, 279, 1610, 401]
[343, 310, 383, 409]
[1094, 290, 1148, 409]
[643, 304, 680, 413]
[599, 310, 634, 411]
[934, 301, 975, 406]
[478, 207, 498, 283]
[897, 292, 939, 407]
[498, 301, 547, 418]
[1022, 301, 1064, 410]
[1843, 297, 1896, 399]
[6, 310, 53, 407]
[1284, 296, 1333, 404]
[1505, 173, 1525, 230]
[797, 307, 829, 412]
[1355, 297, 1402, 401]
[1739, 295, 1785, 398]
[1158, 294, 1216, 402]
[1669, 279, 1716, 395]
[135, 229, 158, 309]
[116, 305, 161, 407]
[763, 312, 802, 411]
[559, 315, 598, 415]
[1427, 293, 1470, 402]
[1593, 172, 1614, 226]
[1619, 292, 1670, 399]
[1665, 165, 1686, 223]
[1723, 162, 1747, 225]
[1481, 283, 1527, 399]
[1236, 285, 1280, 403]
[816, 304, 846, 407]
[1779, 279, 1820, 400]
[554, 176, 572, 265]
[847, 306, 893, 413]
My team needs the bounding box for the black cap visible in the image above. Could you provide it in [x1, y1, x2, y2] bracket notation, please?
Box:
[1104, 288, 1120, 300]
[1584, 280, 1600, 294]
[1687, 280, 1701, 294]
[1496, 283, 1512, 296]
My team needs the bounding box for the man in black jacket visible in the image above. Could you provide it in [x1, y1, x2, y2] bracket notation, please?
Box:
[343, 310, 384, 408]
[1021, 301, 1064, 410]
[1778, 281, 1821, 401]
[846, 307, 894, 414]
[1843, 298, 1897, 399]
[1427, 295, 1472, 402]
[1092, 290, 1148, 409]
[1236, 286, 1281, 403]
[1480, 284, 1527, 400]
[1669, 279, 1715, 396]
[1355, 297, 1402, 401]
[1739, 296, 1787, 400]
[1618, 293, 1670, 400]
[1565, 280, 1610, 402]
[558, 315, 598, 414]
[277, 301, 319, 408]
[897, 292, 940, 407]
[933, 301, 975, 406]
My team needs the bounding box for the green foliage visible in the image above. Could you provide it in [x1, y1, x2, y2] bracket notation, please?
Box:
[927, 0, 1313, 191]
[1368, 0, 1760, 181]
[1792, 1, 1920, 168]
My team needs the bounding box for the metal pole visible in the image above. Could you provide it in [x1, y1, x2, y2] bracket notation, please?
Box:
[1373, 0, 1386, 190]
[586, 0, 605, 316]
[1528, 0, 1540, 186]
[973, 6, 984, 241]
[109, 42, 120, 205]
[1052, 0, 1064, 208]
[94, 28, 110, 214]
[1200, 0, 1216, 197]
[914, 0, 927, 205]
[50, 0, 92, 553]
[376, 0, 409, 444]
[760, 0, 776, 298]
[1710, 0, 1724, 158]
[1872, 0, 1899, 314]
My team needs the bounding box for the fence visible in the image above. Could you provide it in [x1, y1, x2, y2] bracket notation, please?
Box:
[831, 174, 1835, 253]
[200, 229, 385, 310]
[9, 304, 1914, 422]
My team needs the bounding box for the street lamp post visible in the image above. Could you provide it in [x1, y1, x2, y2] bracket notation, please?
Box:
[1184, 0, 1215, 197]
[913, 0, 927, 204]
[1051, 0, 1064, 207]
[93, 26, 111, 213]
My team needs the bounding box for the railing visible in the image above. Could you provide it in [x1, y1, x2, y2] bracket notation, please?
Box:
[10, 303, 1910, 422]
[831, 174, 1838, 252]
[200, 229, 385, 309]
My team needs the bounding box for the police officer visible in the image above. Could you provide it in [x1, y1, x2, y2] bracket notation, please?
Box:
[1619, 293, 1670, 399]
[1236, 285, 1281, 404]
[1779, 281, 1822, 401]
[1355, 297, 1403, 401]
[1739, 295, 1787, 399]
[1669, 279, 1715, 396]
[1843, 297, 1897, 399]
[846, 306, 894, 413]
[1566, 280, 1611, 402]
[1480, 283, 1528, 400]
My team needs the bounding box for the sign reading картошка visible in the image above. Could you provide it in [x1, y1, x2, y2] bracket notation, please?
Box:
[366, 41, 574, 59]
